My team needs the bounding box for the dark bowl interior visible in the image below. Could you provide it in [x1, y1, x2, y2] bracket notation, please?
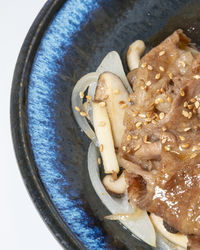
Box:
[11, 0, 200, 249]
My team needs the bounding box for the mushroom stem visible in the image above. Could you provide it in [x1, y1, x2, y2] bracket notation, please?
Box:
[102, 172, 127, 195]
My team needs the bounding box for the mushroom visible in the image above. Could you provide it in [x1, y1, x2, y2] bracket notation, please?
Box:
[102, 172, 127, 195]
[92, 101, 119, 174]
[127, 40, 146, 71]
[95, 72, 129, 148]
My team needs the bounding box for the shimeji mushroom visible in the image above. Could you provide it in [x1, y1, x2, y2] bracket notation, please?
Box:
[102, 172, 126, 195]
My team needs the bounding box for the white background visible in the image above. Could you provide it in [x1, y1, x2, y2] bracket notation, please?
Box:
[0, 1, 62, 249]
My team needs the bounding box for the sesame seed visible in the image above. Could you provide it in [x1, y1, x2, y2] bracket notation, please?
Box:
[190, 153, 197, 159]
[180, 89, 185, 96]
[141, 62, 147, 68]
[146, 80, 152, 86]
[134, 145, 141, 151]
[98, 121, 106, 127]
[155, 97, 164, 104]
[119, 101, 125, 105]
[127, 135, 131, 141]
[190, 98, 196, 103]
[188, 112, 193, 119]
[114, 89, 120, 94]
[168, 72, 173, 79]
[79, 91, 84, 99]
[159, 66, 165, 72]
[86, 95, 92, 100]
[184, 101, 188, 108]
[147, 65, 153, 70]
[179, 136, 185, 141]
[75, 106, 80, 112]
[99, 144, 104, 152]
[159, 50, 165, 56]
[162, 126, 167, 132]
[159, 112, 165, 120]
[184, 127, 191, 132]
[152, 120, 157, 124]
[181, 143, 190, 149]
[128, 97, 131, 102]
[80, 111, 87, 117]
[99, 102, 106, 107]
[122, 146, 126, 151]
[136, 122, 142, 129]
[121, 103, 128, 109]
[157, 89, 161, 94]
[139, 113, 146, 118]
[180, 61, 186, 67]
[182, 110, 189, 117]
[160, 88, 165, 93]
[162, 138, 167, 144]
[164, 145, 171, 151]
[188, 104, 193, 110]
[141, 85, 147, 90]
[193, 107, 197, 114]
[132, 111, 139, 117]
[155, 73, 161, 80]
[167, 96, 173, 103]
[145, 118, 152, 122]
[193, 75, 200, 79]
[98, 157, 101, 165]
[195, 101, 200, 108]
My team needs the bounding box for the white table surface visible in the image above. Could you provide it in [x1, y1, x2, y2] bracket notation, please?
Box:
[0, 1, 62, 249]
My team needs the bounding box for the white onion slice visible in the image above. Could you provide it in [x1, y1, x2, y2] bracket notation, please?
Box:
[88, 142, 156, 247]
[96, 51, 133, 93]
[71, 72, 99, 142]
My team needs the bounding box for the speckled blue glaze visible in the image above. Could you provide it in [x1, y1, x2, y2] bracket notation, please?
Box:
[25, 0, 200, 249]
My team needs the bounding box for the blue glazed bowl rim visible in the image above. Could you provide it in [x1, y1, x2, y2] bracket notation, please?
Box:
[10, 0, 84, 249]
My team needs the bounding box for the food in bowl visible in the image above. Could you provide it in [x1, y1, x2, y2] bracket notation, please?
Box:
[72, 29, 200, 249]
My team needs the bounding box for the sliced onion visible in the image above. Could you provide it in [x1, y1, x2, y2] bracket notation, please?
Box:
[88, 142, 156, 247]
[71, 72, 99, 142]
[96, 51, 133, 94]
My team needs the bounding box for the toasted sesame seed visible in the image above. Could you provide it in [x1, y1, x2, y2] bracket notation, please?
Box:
[190, 98, 196, 103]
[98, 121, 106, 127]
[155, 73, 161, 80]
[147, 65, 153, 71]
[184, 127, 191, 132]
[164, 145, 171, 151]
[127, 135, 131, 141]
[132, 135, 138, 139]
[145, 118, 152, 122]
[134, 145, 141, 151]
[188, 112, 193, 119]
[75, 106, 80, 112]
[146, 80, 152, 86]
[180, 61, 186, 67]
[133, 111, 139, 117]
[162, 138, 167, 144]
[139, 113, 146, 118]
[141, 85, 147, 90]
[99, 144, 104, 152]
[159, 112, 165, 120]
[181, 143, 190, 149]
[192, 146, 200, 151]
[141, 62, 147, 68]
[184, 101, 188, 108]
[168, 72, 173, 79]
[182, 110, 189, 117]
[162, 126, 167, 132]
[180, 89, 185, 96]
[79, 91, 84, 99]
[121, 103, 128, 109]
[136, 122, 142, 129]
[159, 66, 165, 72]
[167, 96, 173, 103]
[119, 101, 125, 105]
[195, 101, 200, 108]
[99, 102, 106, 107]
[152, 120, 157, 124]
[160, 88, 165, 93]
[128, 97, 131, 102]
[188, 104, 193, 110]
[155, 97, 164, 104]
[159, 50, 165, 56]
[122, 146, 126, 151]
[98, 157, 101, 165]
[193, 75, 200, 79]
[80, 111, 87, 117]
[179, 136, 185, 141]
[190, 153, 197, 159]
[86, 95, 92, 100]
[114, 89, 120, 94]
